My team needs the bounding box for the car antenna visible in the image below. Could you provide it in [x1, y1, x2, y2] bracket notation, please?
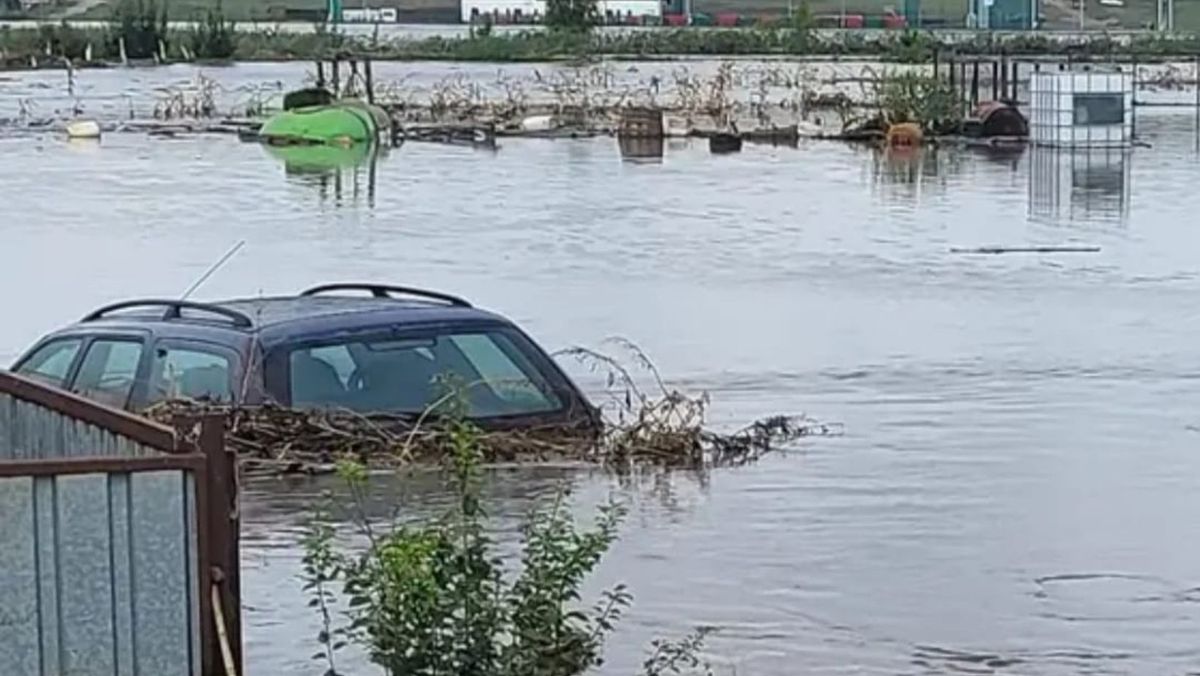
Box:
[181, 240, 246, 300]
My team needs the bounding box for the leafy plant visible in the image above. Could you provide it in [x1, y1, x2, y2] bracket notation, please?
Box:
[643, 627, 717, 676]
[302, 417, 633, 676]
[875, 69, 961, 133]
[300, 508, 347, 676]
[545, 0, 598, 33]
[787, 2, 814, 30]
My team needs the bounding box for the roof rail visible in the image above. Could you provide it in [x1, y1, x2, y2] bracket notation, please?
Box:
[300, 283, 473, 308]
[81, 300, 254, 328]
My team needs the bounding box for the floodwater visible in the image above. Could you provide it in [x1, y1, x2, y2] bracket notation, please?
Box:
[4, 62, 1200, 675]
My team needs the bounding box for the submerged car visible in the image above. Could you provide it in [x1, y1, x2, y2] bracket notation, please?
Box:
[11, 284, 598, 431]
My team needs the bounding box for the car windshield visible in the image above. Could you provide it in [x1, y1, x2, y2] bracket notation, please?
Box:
[285, 327, 564, 417]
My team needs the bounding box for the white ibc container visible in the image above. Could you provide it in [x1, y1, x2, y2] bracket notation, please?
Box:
[1029, 66, 1133, 149]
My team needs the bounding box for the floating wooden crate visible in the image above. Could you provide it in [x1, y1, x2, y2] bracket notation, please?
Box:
[618, 107, 664, 138]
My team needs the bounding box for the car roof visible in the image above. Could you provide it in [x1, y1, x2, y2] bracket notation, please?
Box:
[48, 288, 514, 351]
[219, 296, 510, 347]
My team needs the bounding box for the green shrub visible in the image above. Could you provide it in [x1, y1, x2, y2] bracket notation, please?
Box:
[107, 0, 168, 60]
[302, 420, 633, 676]
[190, 0, 235, 59]
[545, 0, 599, 33]
[876, 70, 962, 132]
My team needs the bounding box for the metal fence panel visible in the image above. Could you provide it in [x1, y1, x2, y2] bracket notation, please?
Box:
[0, 393, 164, 460]
[0, 469, 199, 676]
[0, 477, 39, 676]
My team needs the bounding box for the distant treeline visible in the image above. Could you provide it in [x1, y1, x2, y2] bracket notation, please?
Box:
[5, 19, 1200, 68]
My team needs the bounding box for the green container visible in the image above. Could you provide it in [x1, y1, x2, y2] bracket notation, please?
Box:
[259, 102, 384, 145]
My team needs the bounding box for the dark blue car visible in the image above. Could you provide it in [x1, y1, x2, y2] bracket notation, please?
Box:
[11, 284, 598, 431]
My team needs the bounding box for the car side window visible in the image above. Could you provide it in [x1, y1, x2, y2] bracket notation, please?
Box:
[149, 345, 234, 404]
[72, 339, 144, 409]
[14, 338, 83, 387]
[307, 345, 357, 388]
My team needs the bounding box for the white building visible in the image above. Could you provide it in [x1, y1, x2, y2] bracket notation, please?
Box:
[342, 7, 400, 22]
[460, 0, 660, 23]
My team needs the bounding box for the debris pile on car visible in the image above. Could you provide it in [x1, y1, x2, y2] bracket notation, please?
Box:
[146, 345, 839, 475]
[147, 392, 834, 475]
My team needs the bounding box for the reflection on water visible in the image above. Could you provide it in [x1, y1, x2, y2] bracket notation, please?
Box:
[262, 141, 384, 207]
[869, 147, 973, 207]
[1029, 147, 1132, 224]
[618, 135, 665, 164]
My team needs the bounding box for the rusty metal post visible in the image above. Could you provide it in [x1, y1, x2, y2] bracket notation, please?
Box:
[200, 415, 241, 676]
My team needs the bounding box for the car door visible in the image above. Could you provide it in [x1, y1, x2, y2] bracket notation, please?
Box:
[65, 335, 149, 410]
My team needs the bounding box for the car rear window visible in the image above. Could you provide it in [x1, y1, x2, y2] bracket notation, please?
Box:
[286, 328, 563, 417]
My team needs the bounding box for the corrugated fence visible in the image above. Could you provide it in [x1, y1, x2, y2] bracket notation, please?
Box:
[0, 371, 241, 676]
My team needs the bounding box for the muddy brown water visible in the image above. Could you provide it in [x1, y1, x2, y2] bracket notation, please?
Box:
[4, 62, 1200, 675]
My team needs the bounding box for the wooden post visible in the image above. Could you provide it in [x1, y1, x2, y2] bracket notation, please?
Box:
[368, 148, 377, 206]
[201, 415, 241, 676]
[365, 58, 375, 104]
[1131, 61, 1138, 141]
[971, 60, 980, 105]
[961, 61, 968, 111]
[316, 60, 325, 89]
[999, 54, 1008, 101]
